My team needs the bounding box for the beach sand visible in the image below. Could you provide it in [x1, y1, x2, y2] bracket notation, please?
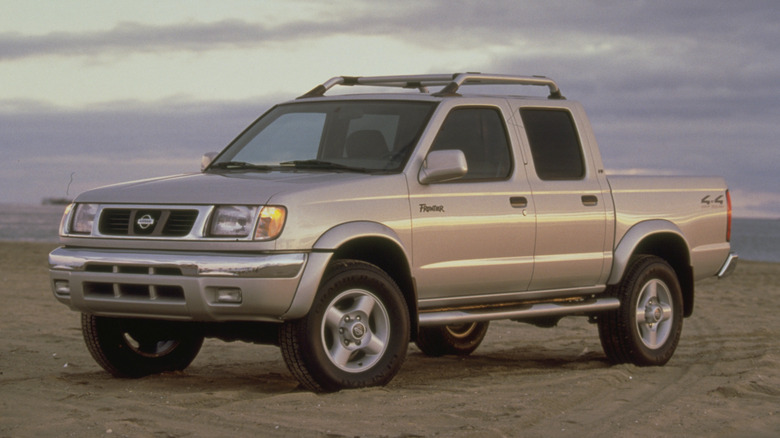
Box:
[1, 242, 778, 437]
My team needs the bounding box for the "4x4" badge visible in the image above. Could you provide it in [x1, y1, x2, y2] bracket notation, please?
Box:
[701, 195, 724, 206]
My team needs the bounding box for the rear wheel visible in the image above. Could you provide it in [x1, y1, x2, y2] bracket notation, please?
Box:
[415, 322, 489, 357]
[82, 314, 204, 378]
[598, 255, 683, 366]
[279, 260, 410, 392]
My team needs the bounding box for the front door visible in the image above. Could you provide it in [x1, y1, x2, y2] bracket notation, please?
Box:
[409, 104, 535, 304]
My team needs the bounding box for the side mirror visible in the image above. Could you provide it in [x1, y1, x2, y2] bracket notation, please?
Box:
[418, 149, 468, 184]
[201, 152, 218, 172]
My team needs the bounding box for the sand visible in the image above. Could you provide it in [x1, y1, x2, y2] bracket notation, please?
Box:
[1, 241, 778, 437]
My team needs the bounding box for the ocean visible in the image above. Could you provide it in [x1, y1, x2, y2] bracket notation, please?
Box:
[0, 204, 65, 243]
[0, 203, 777, 263]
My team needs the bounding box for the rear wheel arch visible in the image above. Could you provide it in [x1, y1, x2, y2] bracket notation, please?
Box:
[610, 221, 694, 317]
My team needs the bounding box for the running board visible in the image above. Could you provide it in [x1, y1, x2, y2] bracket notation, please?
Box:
[418, 297, 620, 326]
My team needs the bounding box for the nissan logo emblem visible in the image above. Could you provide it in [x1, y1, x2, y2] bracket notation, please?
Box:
[136, 214, 155, 230]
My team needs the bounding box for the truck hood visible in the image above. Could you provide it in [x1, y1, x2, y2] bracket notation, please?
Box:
[75, 171, 375, 205]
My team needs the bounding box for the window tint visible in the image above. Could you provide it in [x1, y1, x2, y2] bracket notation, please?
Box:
[346, 114, 399, 152]
[520, 109, 585, 180]
[430, 107, 512, 181]
[215, 101, 436, 172]
[232, 112, 326, 163]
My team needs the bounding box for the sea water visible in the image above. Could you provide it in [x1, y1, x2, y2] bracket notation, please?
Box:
[1, 204, 777, 263]
[0, 204, 65, 242]
[730, 218, 780, 263]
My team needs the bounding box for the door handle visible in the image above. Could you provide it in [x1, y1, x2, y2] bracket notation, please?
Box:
[581, 195, 599, 206]
[510, 196, 528, 208]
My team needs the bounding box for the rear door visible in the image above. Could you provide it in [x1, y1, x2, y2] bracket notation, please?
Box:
[512, 104, 609, 290]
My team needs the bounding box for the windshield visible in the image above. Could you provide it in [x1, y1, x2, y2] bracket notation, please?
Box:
[211, 100, 436, 173]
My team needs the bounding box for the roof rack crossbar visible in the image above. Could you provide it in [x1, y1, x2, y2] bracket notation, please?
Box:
[297, 73, 564, 99]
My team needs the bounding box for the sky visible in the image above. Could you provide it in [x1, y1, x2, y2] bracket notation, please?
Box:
[1, 0, 778, 218]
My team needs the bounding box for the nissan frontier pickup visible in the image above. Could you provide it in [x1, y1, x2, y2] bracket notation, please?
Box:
[49, 73, 737, 391]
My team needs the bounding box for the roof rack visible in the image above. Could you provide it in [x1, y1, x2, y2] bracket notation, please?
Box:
[297, 73, 564, 100]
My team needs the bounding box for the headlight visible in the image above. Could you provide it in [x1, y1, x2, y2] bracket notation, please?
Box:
[208, 205, 286, 240]
[70, 203, 98, 234]
[254, 206, 286, 240]
[209, 206, 258, 237]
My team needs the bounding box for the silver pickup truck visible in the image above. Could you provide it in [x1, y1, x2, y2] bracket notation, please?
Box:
[49, 73, 737, 391]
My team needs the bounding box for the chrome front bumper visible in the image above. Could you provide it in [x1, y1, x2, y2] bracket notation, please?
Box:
[48, 247, 324, 322]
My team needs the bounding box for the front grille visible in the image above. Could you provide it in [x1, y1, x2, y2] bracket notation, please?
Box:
[99, 209, 198, 237]
[163, 210, 199, 235]
[100, 210, 131, 234]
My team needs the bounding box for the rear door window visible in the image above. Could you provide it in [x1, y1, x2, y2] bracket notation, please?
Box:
[520, 109, 585, 180]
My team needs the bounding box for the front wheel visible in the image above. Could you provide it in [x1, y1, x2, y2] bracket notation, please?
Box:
[279, 260, 410, 392]
[415, 322, 489, 357]
[82, 314, 204, 378]
[598, 255, 683, 366]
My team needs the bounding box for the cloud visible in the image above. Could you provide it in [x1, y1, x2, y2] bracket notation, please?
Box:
[1, 0, 777, 217]
[5, 1, 774, 61]
[477, 2, 780, 215]
[0, 97, 276, 157]
[1, 92, 776, 217]
[0, 97, 277, 203]
[0, 20, 294, 60]
[0, 7, 450, 60]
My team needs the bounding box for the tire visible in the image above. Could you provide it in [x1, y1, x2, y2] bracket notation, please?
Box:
[415, 322, 489, 357]
[279, 260, 410, 392]
[82, 314, 204, 378]
[598, 255, 683, 366]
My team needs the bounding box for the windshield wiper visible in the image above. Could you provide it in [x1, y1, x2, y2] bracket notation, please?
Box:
[209, 161, 274, 171]
[279, 160, 371, 173]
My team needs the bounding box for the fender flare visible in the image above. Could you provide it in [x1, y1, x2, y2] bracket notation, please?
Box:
[281, 221, 410, 320]
[608, 220, 690, 285]
[312, 221, 409, 254]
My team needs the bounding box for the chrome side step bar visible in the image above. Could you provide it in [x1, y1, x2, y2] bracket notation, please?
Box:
[418, 297, 620, 326]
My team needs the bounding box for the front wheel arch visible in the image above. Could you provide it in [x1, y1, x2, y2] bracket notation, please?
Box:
[330, 236, 418, 337]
